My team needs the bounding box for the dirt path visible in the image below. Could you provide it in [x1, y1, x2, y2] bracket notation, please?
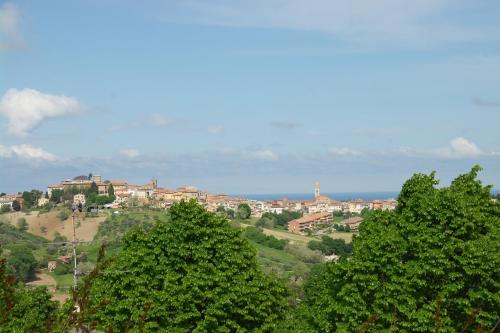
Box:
[28, 272, 70, 303]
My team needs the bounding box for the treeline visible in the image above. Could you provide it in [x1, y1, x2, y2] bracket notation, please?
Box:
[307, 236, 352, 257]
[1, 167, 499, 332]
[256, 211, 302, 229]
[242, 226, 288, 250]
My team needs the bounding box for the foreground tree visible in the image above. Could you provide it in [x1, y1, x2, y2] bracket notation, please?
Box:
[0, 248, 58, 332]
[87, 200, 287, 332]
[303, 166, 499, 332]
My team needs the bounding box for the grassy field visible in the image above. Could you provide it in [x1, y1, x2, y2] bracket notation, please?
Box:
[49, 273, 74, 289]
[327, 231, 354, 242]
[241, 223, 355, 244]
[252, 242, 305, 278]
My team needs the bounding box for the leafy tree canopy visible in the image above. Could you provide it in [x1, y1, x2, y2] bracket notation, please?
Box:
[236, 203, 252, 219]
[87, 200, 287, 332]
[5, 244, 37, 283]
[302, 166, 500, 332]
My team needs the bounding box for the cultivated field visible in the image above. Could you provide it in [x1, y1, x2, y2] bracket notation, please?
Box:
[3, 210, 107, 241]
[240, 223, 355, 243]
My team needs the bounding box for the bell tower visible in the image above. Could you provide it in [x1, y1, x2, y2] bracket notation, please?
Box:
[314, 181, 320, 199]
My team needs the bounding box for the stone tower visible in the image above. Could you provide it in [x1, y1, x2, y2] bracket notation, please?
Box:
[314, 181, 320, 199]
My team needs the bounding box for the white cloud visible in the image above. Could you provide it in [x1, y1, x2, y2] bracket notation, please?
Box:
[0, 144, 57, 161]
[164, 0, 499, 49]
[433, 137, 482, 158]
[0, 2, 24, 51]
[208, 125, 225, 134]
[120, 149, 140, 158]
[0, 88, 84, 136]
[328, 147, 361, 157]
[449, 137, 482, 156]
[248, 149, 278, 161]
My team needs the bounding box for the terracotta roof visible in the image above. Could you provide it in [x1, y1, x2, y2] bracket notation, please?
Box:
[48, 183, 63, 188]
[343, 216, 363, 225]
[291, 212, 331, 224]
[110, 180, 128, 185]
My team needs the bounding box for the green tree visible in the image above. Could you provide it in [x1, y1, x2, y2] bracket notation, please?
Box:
[49, 189, 64, 203]
[236, 203, 251, 219]
[302, 166, 500, 332]
[108, 183, 114, 196]
[1, 247, 58, 332]
[16, 218, 28, 232]
[11, 200, 21, 212]
[5, 244, 37, 283]
[0, 205, 11, 214]
[22, 190, 43, 210]
[87, 200, 287, 332]
[0, 285, 58, 332]
[89, 181, 98, 196]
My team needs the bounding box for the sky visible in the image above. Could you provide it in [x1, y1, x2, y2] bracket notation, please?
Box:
[1, 0, 499, 194]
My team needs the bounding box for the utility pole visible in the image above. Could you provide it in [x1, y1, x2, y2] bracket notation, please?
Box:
[71, 205, 78, 290]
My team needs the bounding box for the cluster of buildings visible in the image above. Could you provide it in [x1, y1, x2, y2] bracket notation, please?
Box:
[45, 175, 206, 209]
[0, 193, 24, 210]
[3, 176, 397, 235]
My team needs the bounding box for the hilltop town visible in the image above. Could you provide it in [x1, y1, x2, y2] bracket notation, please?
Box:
[1, 175, 397, 235]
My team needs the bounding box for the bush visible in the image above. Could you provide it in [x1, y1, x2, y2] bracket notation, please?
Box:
[242, 226, 288, 250]
[284, 243, 323, 264]
[53, 263, 72, 275]
[57, 209, 71, 221]
[16, 218, 28, 231]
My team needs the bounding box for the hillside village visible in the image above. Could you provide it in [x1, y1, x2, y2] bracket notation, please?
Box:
[1, 175, 397, 235]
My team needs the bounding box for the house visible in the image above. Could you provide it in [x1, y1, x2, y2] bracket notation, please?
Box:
[47, 261, 57, 272]
[37, 197, 49, 206]
[47, 183, 64, 198]
[58, 255, 72, 264]
[110, 180, 128, 194]
[341, 216, 364, 231]
[73, 193, 86, 205]
[0, 194, 16, 210]
[288, 212, 332, 234]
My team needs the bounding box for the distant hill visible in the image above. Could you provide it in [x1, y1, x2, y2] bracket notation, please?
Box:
[0, 220, 47, 247]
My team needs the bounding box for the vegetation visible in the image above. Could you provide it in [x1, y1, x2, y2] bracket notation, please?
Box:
[301, 166, 500, 331]
[307, 236, 352, 257]
[87, 200, 287, 332]
[242, 226, 288, 250]
[22, 190, 43, 210]
[0, 255, 58, 332]
[0, 168, 497, 332]
[11, 200, 20, 212]
[236, 203, 252, 219]
[4, 244, 38, 282]
[256, 211, 302, 229]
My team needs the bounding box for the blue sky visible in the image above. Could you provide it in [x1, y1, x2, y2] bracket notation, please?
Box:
[1, 0, 499, 194]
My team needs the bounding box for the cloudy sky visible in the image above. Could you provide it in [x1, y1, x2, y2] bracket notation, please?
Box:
[1, 0, 499, 194]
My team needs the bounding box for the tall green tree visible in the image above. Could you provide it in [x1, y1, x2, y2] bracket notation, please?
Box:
[108, 183, 114, 196]
[5, 244, 37, 283]
[87, 200, 287, 332]
[237, 203, 252, 219]
[11, 200, 21, 212]
[89, 181, 98, 195]
[302, 166, 500, 332]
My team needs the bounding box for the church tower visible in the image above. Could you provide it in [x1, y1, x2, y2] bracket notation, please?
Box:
[314, 181, 320, 199]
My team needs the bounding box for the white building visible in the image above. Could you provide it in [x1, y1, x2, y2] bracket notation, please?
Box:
[73, 193, 86, 206]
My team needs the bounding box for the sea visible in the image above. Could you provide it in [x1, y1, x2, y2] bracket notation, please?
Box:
[235, 188, 499, 202]
[234, 192, 400, 202]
